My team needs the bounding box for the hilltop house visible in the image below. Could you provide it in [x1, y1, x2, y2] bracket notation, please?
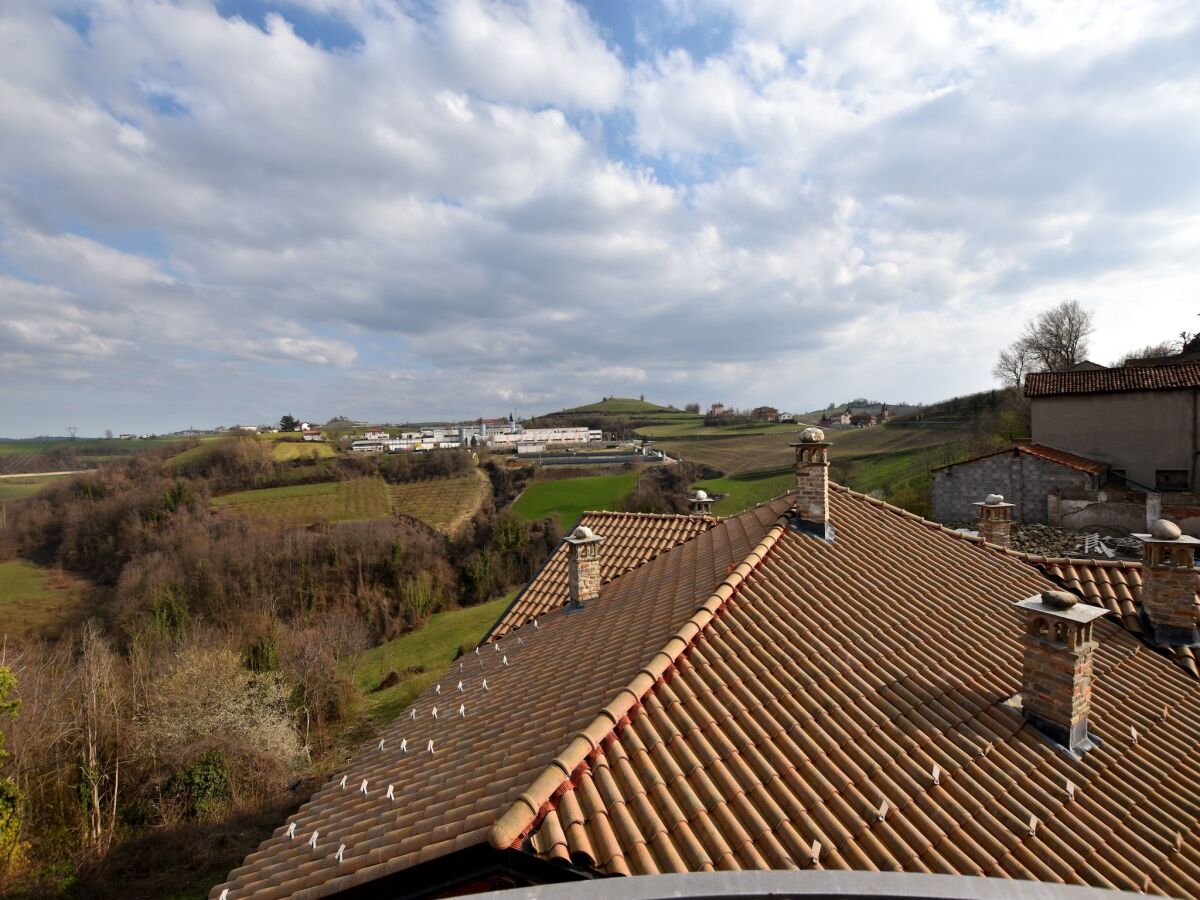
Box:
[849, 412, 876, 427]
[302, 429, 323, 442]
[778, 412, 795, 423]
[214, 433, 1200, 900]
[751, 406, 780, 422]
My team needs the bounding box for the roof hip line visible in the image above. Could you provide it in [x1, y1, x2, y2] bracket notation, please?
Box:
[487, 516, 791, 852]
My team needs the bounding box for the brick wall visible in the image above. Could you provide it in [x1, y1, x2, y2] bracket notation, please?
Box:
[932, 450, 1098, 525]
[567, 540, 603, 606]
[1143, 545, 1198, 631]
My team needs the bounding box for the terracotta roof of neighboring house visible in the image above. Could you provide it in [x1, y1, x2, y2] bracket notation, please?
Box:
[486, 510, 719, 640]
[210, 499, 789, 900]
[213, 487, 1200, 900]
[513, 489, 1200, 894]
[1024, 362, 1200, 397]
[931, 443, 1107, 476]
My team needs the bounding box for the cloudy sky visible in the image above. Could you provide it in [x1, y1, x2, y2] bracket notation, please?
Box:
[1, 0, 1199, 435]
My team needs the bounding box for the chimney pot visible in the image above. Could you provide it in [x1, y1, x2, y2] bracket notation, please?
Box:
[1132, 519, 1199, 646]
[564, 525, 604, 609]
[689, 490, 713, 517]
[974, 493, 1015, 548]
[1013, 593, 1108, 759]
[791, 431, 832, 538]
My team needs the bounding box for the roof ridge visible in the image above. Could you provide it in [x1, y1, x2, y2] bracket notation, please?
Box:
[486, 513, 791, 852]
[580, 509, 717, 523]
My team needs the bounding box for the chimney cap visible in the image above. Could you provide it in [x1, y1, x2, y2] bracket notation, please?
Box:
[692, 489, 709, 501]
[565, 525, 603, 545]
[973, 494, 1015, 508]
[796, 426, 825, 443]
[1014, 593, 1109, 624]
[1133, 519, 1198, 545]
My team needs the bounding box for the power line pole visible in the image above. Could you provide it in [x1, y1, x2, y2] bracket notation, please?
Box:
[67, 426, 78, 440]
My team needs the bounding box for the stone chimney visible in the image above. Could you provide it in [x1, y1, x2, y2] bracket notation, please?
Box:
[791, 427, 832, 537]
[974, 493, 1015, 548]
[689, 489, 713, 516]
[1133, 519, 1200, 646]
[564, 525, 604, 609]
[1013, 590, 1108, 759]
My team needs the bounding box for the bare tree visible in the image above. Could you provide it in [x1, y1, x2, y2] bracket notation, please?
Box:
[993, 300, 1095, 386]
[1112, 339, 1181, 366]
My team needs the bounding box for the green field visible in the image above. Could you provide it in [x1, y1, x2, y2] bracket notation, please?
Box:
[214, 474, 487, 530]
[511, 472, 637, 527]
[269, 439, 337, 461]
[0, 473, 71, 501]
[637, 420, 810, 439]
[0, 559, 92, 640]
[693, 469, 794, 516]
[345, 591, 516, 721]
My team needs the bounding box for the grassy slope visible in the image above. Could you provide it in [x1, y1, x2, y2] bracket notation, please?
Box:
[0, 473, 70, 501]
[0, 560, 92, 640]
[269, 439, 337, 461]
[345, 592, 516, 722]
[511, 472, 637, 527]
[637, 420, 809, 438]
[693, 471, 794, 517]
[388, 474, 488, 530]
[561, 397, 673, 414]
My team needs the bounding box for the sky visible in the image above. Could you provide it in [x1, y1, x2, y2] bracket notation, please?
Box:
[1, 0, 1199, 436]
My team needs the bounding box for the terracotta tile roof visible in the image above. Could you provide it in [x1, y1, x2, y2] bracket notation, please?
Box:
[515, 489, 1200, 895]
[209, 498, 791, 900]
[213, 486, 1200, 900]
[486, 510, 718, 641]
[1024, 362, 1200, 397]
[931, 443, 1107, 476]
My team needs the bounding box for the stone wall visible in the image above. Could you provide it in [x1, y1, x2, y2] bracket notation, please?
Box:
[932, 449, 1100, 525]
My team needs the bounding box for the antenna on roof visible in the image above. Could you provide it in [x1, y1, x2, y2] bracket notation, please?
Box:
[359, 779, 368, 795]
[287, 822, 297, 839]
[387, 784, 395, 801]
[931, 765, 940, 786]
[809, 839, 821, 866]
[309, 830, 319, 849]
[336, 844, 345, 863]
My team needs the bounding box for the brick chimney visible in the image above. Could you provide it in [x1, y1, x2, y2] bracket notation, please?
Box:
[1134, 519, 1200, 646]
[1013, 590, 1108, 759]
[689, 490, 713, 516]
[564, 525, 604, 609]
[974, 493, 1015, 548]
[791, 427, 832, 537]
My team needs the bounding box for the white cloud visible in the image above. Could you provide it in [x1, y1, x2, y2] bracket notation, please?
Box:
[0, 0, 1198, 434]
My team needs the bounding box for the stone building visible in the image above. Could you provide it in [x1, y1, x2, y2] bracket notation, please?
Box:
[932, 442, 1106, 525]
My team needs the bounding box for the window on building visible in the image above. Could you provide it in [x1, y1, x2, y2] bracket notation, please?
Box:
[1155, 470, 1189, 492]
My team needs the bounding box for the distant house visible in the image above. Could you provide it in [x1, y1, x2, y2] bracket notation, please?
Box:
[849, 412, 876, 428]
[364, 431, 390, 441]
[230, 424, 258, 434]
[302, 429, 323, 442]
[778, 412, 795, 423]
[707, 402, 726, 417]
[751, 406, 779, 422]
[879, 404, 894, 423]
[118, 433, 138, 440]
